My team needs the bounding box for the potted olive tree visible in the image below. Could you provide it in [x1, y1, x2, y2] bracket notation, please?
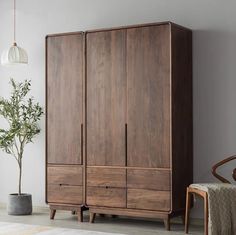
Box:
[0, 79, 43, 215]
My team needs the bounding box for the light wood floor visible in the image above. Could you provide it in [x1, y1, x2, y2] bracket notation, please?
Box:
[0, 207, 203, 235]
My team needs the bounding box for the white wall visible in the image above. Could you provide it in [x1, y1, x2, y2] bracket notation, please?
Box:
[0, 0, 236, 218]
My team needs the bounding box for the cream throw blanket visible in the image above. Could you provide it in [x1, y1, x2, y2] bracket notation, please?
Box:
[191, 183, 236, 235]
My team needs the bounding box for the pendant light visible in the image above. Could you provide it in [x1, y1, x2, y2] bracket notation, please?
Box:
[1, 0, 28, 66]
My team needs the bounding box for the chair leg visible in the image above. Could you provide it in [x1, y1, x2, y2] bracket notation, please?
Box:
[204, 193, 209, 235]
[185, 187, 191, 234]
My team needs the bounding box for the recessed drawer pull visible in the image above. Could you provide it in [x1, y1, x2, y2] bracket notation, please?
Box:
[59, 184, 70, 186]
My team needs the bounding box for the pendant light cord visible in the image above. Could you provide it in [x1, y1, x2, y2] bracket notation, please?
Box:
[13, 0, 16, 45]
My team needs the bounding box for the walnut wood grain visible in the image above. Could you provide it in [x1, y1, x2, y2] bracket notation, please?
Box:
[87, 187, 126, 208]
[127, 25, 171, 168]
[127, 169, 170, 191]
[87, 168, 126, 188]
[47, 33, 83, 164]
[127, 189, 171, 211]
[47, 166, 83, 186]
[86, 29, 127, 166]
[47, 185, 83, 204]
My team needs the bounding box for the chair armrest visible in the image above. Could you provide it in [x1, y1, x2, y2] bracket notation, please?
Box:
[212, 155, 236, 183]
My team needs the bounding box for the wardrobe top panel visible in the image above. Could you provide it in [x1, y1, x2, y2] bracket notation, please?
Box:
[45, 21, 191, 38]
[46, 31, 84, 39]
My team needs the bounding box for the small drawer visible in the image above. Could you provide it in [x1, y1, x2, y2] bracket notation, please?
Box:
[47, 166, 83, 186]
[127, 189, 170, 211]
[87, 168, 126, 188]
[127, 169, 170, 191]
[47, 184, 83, 204]
[87, 186, 126, 208]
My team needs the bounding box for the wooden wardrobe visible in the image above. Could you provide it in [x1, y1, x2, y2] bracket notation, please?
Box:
[46, 22, 192, 230]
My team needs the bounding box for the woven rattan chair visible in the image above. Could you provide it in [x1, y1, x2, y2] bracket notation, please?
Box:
[185, 155, 236, 235]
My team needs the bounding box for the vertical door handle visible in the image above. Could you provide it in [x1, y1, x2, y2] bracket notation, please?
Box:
[125, 123, 127, 166]
[81, 124, 83, 161]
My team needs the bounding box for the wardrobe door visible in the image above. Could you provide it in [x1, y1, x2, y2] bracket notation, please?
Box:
[86, 29, 127, 166]
[47, 34, 83, 165]
[127, 25, 171, 168]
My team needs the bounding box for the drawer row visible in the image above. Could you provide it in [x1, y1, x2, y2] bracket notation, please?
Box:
[47, 185, 171, 211]
[47, 166, 171, 211]
[47, 166, 171, 190]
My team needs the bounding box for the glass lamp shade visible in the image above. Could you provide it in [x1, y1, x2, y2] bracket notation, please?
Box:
[1, 43, 28, 66]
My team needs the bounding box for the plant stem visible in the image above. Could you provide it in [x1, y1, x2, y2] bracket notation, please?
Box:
[18, 158, 22, 195]
[18, 136, 24, 196]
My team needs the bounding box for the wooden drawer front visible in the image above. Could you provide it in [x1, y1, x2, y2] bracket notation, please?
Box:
[127, 169, 170, 191]
[48, 166, 83, 186]
[47, 185, 83, 204]
[87, 168, 126, 188]
[127, 189, 170, 211]
[87, 187, 126, 208]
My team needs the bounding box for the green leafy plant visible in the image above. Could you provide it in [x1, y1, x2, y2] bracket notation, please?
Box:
[0, 79, 43, 195]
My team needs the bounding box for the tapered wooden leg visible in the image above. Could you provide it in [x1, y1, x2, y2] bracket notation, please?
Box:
[50, 208, 56, 220]
[72, 210, 76, 215]
[204, 193, 208, 235]
[185, 187, 191, 234]
[164, 217, 170, 231]
[77, 209, 83, 222]
[89, 212, 96, 223]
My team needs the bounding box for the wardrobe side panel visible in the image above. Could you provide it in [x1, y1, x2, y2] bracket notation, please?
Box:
[171, 25, 193, 211]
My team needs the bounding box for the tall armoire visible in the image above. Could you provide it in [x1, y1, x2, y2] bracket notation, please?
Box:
[46, 22, 192, 230]
[46, 32, 86, 222]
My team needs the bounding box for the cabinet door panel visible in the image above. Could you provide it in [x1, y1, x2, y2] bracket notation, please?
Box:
[47, 34, 83, 164]
[86, 30, 126, 166]
[127, 25, 171, 168]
